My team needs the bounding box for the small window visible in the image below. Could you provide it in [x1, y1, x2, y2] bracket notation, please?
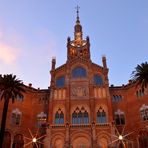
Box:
[112, 95, 122, 102]
[39, 96, 49, 104]
[140, 104, 148, 121]
[16, 95, 24, 102]
[94, 74, 103, 86]
[136, 88, 145, 98]
[114, 109, 125, 125]
[11, 108, 22, 126]
[56, 76, 65, 88]
[37, 112, 47, 127]
[115, 114, 125, 125]
[12, 114, 21, 125]
[72, 67, 87, 78]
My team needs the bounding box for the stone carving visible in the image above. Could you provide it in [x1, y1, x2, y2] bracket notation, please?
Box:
[71, 85, 88, 99]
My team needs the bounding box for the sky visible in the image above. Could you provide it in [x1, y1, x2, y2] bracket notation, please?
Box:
[0, 0, 148, 89]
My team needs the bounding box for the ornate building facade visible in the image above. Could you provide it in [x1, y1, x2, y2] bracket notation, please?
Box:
[0, 10, 148, 148]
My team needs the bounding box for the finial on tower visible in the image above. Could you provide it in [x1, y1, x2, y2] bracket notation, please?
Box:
[75, 5, 80, 23]
[74, 5, 83, 43]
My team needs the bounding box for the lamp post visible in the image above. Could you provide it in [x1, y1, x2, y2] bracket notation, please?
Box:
[109, 122, 135, 148]
[118, 135, 126, 148]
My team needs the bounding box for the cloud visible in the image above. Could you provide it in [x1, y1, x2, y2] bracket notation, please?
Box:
[0, 26, 23, 66]
[0, 31, 3, 39]
[0, 43, 19, 65]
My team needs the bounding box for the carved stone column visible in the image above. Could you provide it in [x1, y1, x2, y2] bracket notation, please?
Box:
[92, 122, 97, 148]
[90, 98, 95, 123]
[66, 68, 70, 123]
[44, 125, 52, 148]
[65, 122, 70, 148]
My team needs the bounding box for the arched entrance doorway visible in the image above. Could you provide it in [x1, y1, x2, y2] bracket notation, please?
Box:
[72, 137, 90, 148]
[3, 131, 11, 148]
[138, 130, 148, 147]
[98, 137, 108, 148]
[51, 133, 65, 148]
[12, 134, 24, 148]
[54, 139, 63, 148]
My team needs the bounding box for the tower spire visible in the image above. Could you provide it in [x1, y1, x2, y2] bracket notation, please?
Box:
[74, 5, 83, 44]
[76, 5, 80, 24]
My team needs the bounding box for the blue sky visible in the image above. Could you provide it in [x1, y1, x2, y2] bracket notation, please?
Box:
[0, 0, 148, 89]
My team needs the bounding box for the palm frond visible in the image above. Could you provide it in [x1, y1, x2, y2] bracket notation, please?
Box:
[131, 62, 148, 89]
[0, 74, 25, 102]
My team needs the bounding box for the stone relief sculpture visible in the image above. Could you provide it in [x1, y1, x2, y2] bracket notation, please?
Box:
[71, 85, 88, 99]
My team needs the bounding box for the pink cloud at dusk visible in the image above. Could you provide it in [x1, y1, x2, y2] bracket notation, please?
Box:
[0, 31, 3, 39]
[0, 25, 24, 67]
[0, 43, 20, 65]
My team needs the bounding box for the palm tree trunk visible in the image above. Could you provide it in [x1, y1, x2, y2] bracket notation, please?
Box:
[0, 98, 9, 148]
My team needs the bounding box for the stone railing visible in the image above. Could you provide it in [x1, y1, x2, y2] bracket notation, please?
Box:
[49, 122, 110, 128]
[50, 124, 65, 128]
[70, 123, 91, 128]
[96, 123, 110, 127]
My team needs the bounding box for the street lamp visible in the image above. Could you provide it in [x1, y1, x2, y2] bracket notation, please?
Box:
[32, 137, 37, 143]
[109, 124, 135, 148]
[24, 128, 46, 147]
[119, 135, 123, 140]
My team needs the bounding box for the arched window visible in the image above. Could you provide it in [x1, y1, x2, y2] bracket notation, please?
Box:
[72, 107, 89, 124]
[15, 94, 24, 102]
[39, 95, 49, 104]
[140, 104, 148, 121]
[94, 74, 103, 86]
[139, 130, 148, 147]
[97, 107, 106, 123]
[3, 132, 11, 148]
[114, 109, 125, 125]
[72, 111, 77, 124]
[56, 76, 65, 88]
[72, 67, 87, 78]
[136, 88, 145, 98]
[11, 108, 22, 125]
[78, 111, 82, 124]
[37, 112, 47, 127]
[112, 95, 122, 102]
[12, 134, 24, 148]
[84, 111, 89, 123]
[54, 108, 64, 124]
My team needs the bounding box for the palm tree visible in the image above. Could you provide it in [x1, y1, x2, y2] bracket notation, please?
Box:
[131, 62, 148, 89]
[0, 74, 25, 148]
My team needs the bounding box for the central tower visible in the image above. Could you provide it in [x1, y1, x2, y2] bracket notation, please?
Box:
[67, 7, 90, 61]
